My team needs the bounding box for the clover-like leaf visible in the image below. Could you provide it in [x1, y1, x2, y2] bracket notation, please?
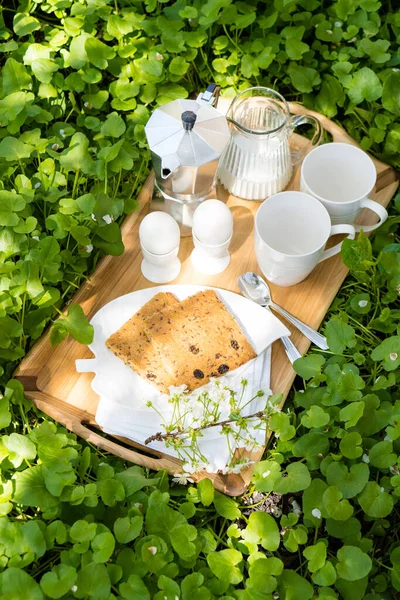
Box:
[322, 486, 354, 521]
[40, 565, 77, 599]
[51, 304, 94, 346]
[340, 431, 363, 459]
[301, 405, 330, 429]
[326, 462, 369, 499]
[207, 549, 243, 585]
[293, 354, 326, 379]
[278, 570, 314, 600]
[241, 512, 280, 551]
[303, 541, 327, 573]
[336, 546, 372, 581]
[371, 336, 400, 371]
[114, 515, 143, 544]
[339, 401, 364, 429]
[358, 481, 394, 518]
[197, 478, 214, 507]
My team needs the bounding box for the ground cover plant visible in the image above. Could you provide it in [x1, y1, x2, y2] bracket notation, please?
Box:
[1, 0, 400, 597]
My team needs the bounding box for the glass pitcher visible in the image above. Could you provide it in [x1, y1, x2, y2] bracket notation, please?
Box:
[217, 87, 322, 201]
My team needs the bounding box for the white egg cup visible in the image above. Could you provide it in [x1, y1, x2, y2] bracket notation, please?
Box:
[141, 244, 181, 283]
[190, 233, 232, 275]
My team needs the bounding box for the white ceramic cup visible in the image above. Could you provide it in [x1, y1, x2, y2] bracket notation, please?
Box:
[300, 143, 388, 232]
[254, 191, 356, 287]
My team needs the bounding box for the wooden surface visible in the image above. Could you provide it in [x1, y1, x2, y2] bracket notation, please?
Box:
[14, 104, 399, 496]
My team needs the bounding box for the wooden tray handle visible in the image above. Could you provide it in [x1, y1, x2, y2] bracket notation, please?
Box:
[25, 390, 180, 472]
[288, 102, 398, 191]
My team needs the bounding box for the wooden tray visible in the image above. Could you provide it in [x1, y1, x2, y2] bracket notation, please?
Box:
[14, 104, 398, 496]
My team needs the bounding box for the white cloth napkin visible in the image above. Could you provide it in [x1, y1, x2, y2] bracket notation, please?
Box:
[76, 285, 290, 473]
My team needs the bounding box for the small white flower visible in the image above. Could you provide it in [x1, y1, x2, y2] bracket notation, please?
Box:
[52, 143, 59, 151]
[84, 102, 89, 107]
[71, 585, 78, 592]
[84, 244, 93, 253]
[34, 182, 41, 189]
[334, 21, 342, 27]
[390, 466, 399, 475]
[134, 502, 143, 510]
[59, 128, 66, 138]
[393, 68, 400, 72]
[172, 473, 193, 485]
[156, 52, 164, 61]
[358, 300, 368, 308]
[102, 214, 112, 224]
[384, 435, 393, 442]
[32, 235, 40, 241]
[312, 508, 321, 519]
[147, 546, 157, 555]
[291, 500, 301, 516]
[326, 29, 333, 34]
[390, 352, 398, 361]
[380, 487, 385, 493]
[362, 453, 370, 464]
[348, 37, 357, 43]
[262, 470, 271, 479]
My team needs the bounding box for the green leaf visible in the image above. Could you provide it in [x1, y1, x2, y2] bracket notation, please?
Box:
[339, 401, 364, 429]
[303, 541, 327, 572]
[322, 486, 354, 520]
[40, 565, 77, 599]
[207, 549, 243, 585]
[336, 546, 372, 581]
[59, 132, 92, 172]
[340, 432, 363, 459]
[3, 433, 36, 467]
[382, 72, 400, 116]
[358, 481, 394, 517]
[0, 568, 43, 600]
[274, 462, 311, 494]
[51, 304, 94, 346]
[85, 37, 115, 69]
[169, 56, 189, 76]
[214, 491, 241, 520]
[197, 478, 214, 506]
[114, 515, 143, 543]
[312, 561, 337, 587]
[325, 318, 356, 354]
[70, 520, 97, 543]
[13, 13, 41, 37]
[278, 570, 314, 600]
[371, 336, 400, 371]
[76, 562, 110, 600]
[13, 465, 59, 508]
[2, 58, 32, 95]
[326, 462, 369, 499]
[369, 440, 396, 468]
[346, 67, 382, 104]
[241, 512, 280, 551]
[0, 136, 33, 161]
[119, 574, 150, 600]
[288, 64, 321, 93]
[101, 112, 126, 138]
[301, 405, 330, 429]
[91, 531, 115, 563]
[294, 354, 325, 379]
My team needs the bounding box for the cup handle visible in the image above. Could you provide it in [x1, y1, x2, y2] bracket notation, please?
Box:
[318, 224, 356, 263]
[354, 198, 388, 232]
[290, 114, 323, 165]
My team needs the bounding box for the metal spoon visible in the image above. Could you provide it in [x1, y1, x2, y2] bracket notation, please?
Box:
[239, 272, 329, 351]
[238, 277, 302, 365]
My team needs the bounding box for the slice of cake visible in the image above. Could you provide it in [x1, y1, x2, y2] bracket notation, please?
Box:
[106, 292, 179, 393]
[142, 290, 256, 392]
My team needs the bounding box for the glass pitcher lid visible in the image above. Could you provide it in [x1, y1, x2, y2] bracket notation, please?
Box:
[227, 87, 290, 136]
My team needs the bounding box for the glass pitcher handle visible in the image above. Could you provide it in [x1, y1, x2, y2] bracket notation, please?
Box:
[289, 114, 323, 165]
